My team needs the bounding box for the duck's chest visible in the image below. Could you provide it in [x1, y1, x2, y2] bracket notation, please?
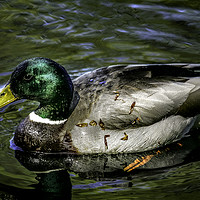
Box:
[13, 114, 69, 152]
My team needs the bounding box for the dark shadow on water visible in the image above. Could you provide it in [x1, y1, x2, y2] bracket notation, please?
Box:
[0, 170, 72, 200]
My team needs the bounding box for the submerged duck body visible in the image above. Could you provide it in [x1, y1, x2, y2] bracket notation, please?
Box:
[1, 58, 200, 153]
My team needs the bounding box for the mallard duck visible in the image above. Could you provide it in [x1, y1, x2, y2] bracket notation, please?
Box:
[1, 57, 200, 153]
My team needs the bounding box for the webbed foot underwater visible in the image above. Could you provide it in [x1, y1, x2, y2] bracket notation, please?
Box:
[1, 57, 200, 153]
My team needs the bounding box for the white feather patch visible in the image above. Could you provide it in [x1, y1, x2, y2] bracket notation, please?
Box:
[29, 112, 67, 125]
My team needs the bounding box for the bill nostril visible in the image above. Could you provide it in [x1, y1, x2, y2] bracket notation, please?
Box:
[0, 92, 5, 97]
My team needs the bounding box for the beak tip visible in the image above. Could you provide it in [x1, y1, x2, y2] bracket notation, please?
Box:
[0, 84, 17, 109]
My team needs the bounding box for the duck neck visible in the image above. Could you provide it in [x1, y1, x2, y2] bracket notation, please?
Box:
[34, 90, 80, 121]
[35, 100, 70, 121]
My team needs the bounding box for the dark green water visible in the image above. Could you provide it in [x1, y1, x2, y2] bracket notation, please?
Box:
[0, 0, 200, 199]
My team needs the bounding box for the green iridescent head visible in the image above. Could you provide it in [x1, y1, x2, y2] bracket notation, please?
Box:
[0, 57, 75, 120]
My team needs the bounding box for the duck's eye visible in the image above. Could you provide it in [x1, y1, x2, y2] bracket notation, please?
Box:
[23, 74, 33, 81]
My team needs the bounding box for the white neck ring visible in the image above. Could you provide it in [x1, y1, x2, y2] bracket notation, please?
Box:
[29, 112, 67, 125]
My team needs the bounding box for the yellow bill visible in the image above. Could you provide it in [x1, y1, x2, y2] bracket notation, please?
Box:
[0, 84, 18, 108]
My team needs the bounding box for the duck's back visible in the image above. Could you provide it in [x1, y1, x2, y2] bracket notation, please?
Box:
[67, 64, 200, 153]
[72, 64, 200, 128]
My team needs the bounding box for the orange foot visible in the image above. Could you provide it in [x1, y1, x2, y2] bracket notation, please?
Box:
[124, 154, 154, 172]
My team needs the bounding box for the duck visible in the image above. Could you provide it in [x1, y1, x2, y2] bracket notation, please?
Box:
[0, 57, 200, 153]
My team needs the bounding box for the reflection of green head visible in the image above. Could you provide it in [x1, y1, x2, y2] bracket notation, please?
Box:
[7, 57, 74, 120]
[37, 170, 72, 198]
